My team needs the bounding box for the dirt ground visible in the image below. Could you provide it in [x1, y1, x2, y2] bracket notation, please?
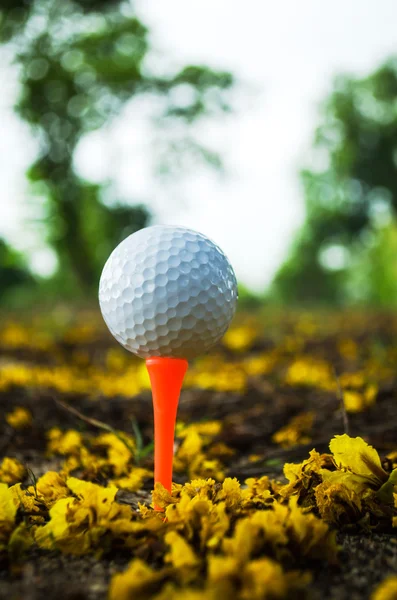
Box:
[1, 310, 397, 599]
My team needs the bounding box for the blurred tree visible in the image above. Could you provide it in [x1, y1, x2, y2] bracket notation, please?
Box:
[0, 0, 233, 292]
[272, 59, 397, 305]
[0, 238, 35, 298]
[345, 222, 397, 307]
[237, 283, 266, 311]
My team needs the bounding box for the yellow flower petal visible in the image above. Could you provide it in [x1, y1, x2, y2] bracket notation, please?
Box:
[372, 576, 397, 600]
[0, 457, 26, 485]
[109, 559, 166, 600]
[330, 434, 384, 478]
[6, 407, 32, 430]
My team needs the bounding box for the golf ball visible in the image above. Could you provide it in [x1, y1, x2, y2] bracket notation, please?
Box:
[99, 225, 238, 359]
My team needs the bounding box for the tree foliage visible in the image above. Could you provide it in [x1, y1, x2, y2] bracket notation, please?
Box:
[0, 0, 233, 293]
[272, 59, 397, 305]
[0, 239, 35, 299]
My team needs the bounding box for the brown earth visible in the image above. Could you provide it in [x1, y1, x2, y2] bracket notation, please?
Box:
[1, 313, 397, 599]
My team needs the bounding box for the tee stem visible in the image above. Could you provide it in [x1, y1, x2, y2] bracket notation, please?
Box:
[145, 357, 188, 509]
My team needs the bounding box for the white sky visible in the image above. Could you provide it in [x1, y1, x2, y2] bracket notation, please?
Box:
[2, 0, 397, 290]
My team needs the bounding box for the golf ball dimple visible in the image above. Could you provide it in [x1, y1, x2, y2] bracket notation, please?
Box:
[99, 225, 238, 359]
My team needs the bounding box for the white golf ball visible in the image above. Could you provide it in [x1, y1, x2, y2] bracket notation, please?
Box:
[99, 225, 238, 359]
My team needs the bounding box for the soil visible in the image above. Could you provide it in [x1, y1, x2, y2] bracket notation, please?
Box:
[1, 314, 397, 600]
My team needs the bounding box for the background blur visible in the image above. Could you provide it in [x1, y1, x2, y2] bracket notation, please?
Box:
[2, 0, 397, 308]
